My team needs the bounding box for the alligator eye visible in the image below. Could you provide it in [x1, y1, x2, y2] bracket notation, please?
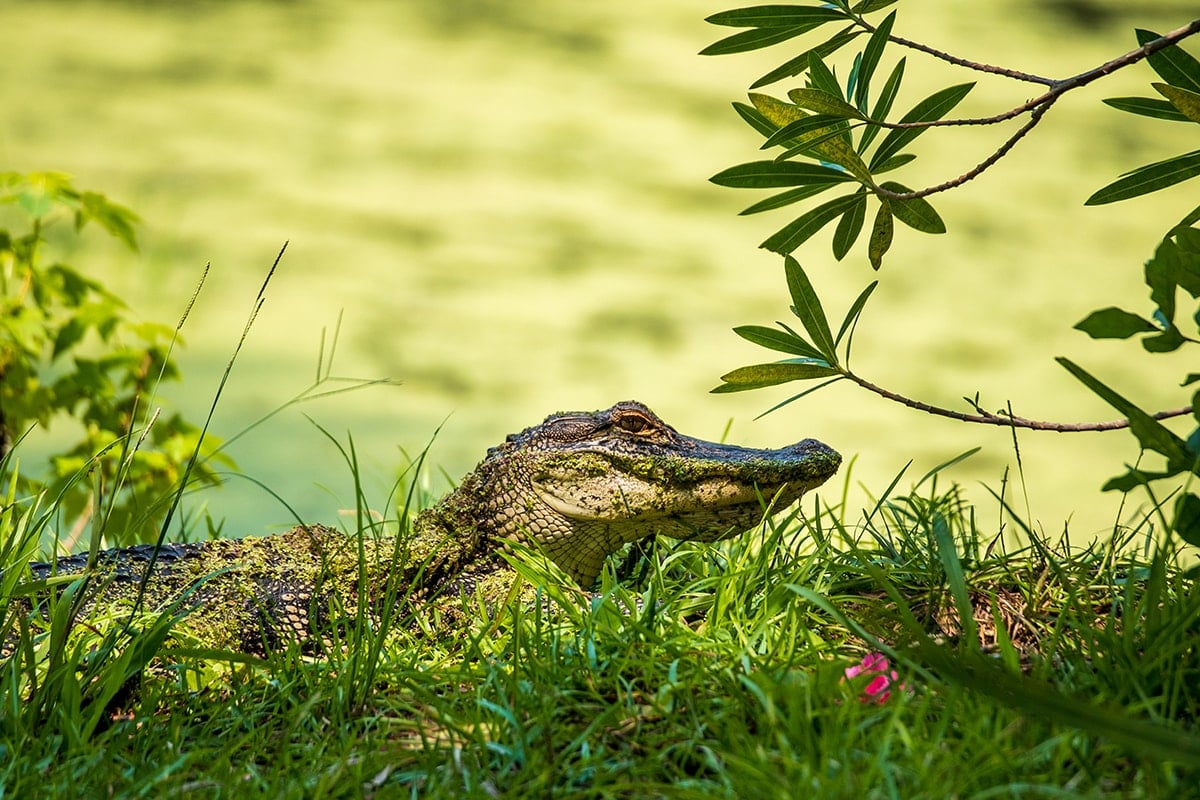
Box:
[614, 413, 649, 434]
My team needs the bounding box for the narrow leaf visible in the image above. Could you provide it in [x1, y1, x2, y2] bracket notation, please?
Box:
[740, 183, 842, 215]
[869, 83, 975, 171]
[705, 6, 847, 29]
[787, 88, 867, 119]
[751, 28, 862, 89]
[879, 181, 945, 233]
[733, 324, 826, 359]
[713, 361, 841, 393]
[1137, 29, 1200, 94]
[806, 53, 842, 98]
[860, 58, 906, 151]
[1086, 149, 1200, 205]
[1104, 96, 1191, 123]
[854, 11, 895, 110]
[733, 101, 777, 138]
[784, 256, 837, 360]
[836, 280, 879, 344]
[1154, 82, 1200, 124]
[1074, 307, 1159, 339]
[1057, 357, 1192, 468]
[868, 201, 893, 269]
[711, 160, 854, 188]
[872, 153, 916, 173]
[701, 26, 818, 57]
[832, 190, 868, 260]
[751, 94, 874, 183]
[761, 193, 863, 255]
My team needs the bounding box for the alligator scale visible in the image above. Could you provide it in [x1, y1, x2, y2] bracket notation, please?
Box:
[10, 401, 840, 654]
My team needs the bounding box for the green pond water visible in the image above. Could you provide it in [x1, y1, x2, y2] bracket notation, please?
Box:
[2, 0, 1197, 543]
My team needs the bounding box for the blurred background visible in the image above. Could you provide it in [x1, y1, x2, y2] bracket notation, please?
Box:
[2, 0, 1196, 540]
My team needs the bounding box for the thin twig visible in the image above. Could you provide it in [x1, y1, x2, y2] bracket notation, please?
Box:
[843, 369, 1192, 432]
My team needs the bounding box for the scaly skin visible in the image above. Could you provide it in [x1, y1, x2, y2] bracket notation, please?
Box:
[10, 401, 840, 654]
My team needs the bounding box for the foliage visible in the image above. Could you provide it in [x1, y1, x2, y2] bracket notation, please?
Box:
[0, 171, 230, 547]
[704, 3, 1200, 545]
[2, 458, 1197, 796]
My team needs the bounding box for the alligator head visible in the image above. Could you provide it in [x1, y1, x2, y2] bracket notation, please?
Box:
[445, 400, 841, 586]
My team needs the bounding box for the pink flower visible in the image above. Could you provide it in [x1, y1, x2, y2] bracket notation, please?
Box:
[842, 652, 907, 704]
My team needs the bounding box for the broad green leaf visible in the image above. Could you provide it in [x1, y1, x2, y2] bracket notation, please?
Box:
[832, 190, 868, 260]
[869, 83, 975, 171]
[761, 192, 863, 255]
[878, 181, 945, 233]
[733, 324, 826, 359]
[868, 201, 893, 269]
[1143, 327, 1187, 353]
[1074, 307, 1158, 339]
[740, 183, 842, 215]
[784, 256, 837, 360]
[1103, 467, 1177, 492]
[711, 160, 854, 188]
[1154, 83, 1200, 124]
[787, 88, 867, 120]
[1104, 96, 1191, 123]
[836, 280, 878, 345]
[751, 28, 862, 90]
[1174, 492, 1200, 546]
[1086, 149, 1200, 205]
[713, 361, 841, 393]
[705, 6, 846, 28]
[1137, 29, 1200, 94]
[854, 11, 895, 110]
[750, 94, 873, 182]
[1057, 357, 1193, 468]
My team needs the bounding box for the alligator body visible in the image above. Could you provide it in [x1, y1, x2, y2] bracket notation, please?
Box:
[10, 401, 840, 654]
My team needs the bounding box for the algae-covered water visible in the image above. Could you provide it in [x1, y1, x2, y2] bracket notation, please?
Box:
[2, 1, 1196, 540]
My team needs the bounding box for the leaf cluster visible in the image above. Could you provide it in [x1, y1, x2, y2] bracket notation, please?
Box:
[705, 3, 959, 268]
[0, 172, 231, 546]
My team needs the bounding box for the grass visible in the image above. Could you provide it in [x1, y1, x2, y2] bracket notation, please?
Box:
[2, 451, 1198, 798]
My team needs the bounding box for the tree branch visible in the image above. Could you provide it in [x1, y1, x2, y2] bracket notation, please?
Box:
[842, 369, 1193, 432]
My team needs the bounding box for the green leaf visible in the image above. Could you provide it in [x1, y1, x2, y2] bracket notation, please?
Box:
[762, 113, 853, 150]
[1137, 29, 1200, 94]
[705, 6, 847, 28]
[711, 160, 855, 188]
[1057, 357, 1193, 469]
[859, 58, 906, 151]
[836, 280, 878, 345]
[740, 183, 842, 215]
[1074, 307, 1159, 339]
[1143, 327, 1187, 353]
[1086, 149, 1200, 205]
[806, 53, 843, 98]
[872, 153, 916, 173]
[1173, 492, 1200, 546]
[1154, 82, 1200, 124]
[751, 28, 862, 90]
[713, 360, 841, 393]
[869, 83, 975, 171]
[1104, 96, 1191, 122]
[786, 88, 866, 120]
[733, 324, 826, 359]
[751, 94, 874, 183]
[701, 26, 820, 57]
[832, 190, 868, 260]
[854, 11, 895, 110]
[878, 181, 945, 233]
[853, 0, 899, 11]
[784, 256, 837, 360]
[732, 101, 777, 138]
[868, 201, 893, 269]
[761, 193, 864, 255]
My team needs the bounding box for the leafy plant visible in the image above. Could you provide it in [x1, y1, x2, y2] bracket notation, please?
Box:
[704, 3, 1200, 544]
[0, 171, 230, 547]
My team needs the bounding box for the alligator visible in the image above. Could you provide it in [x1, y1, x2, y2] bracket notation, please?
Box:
[6, 401, 840, 656]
